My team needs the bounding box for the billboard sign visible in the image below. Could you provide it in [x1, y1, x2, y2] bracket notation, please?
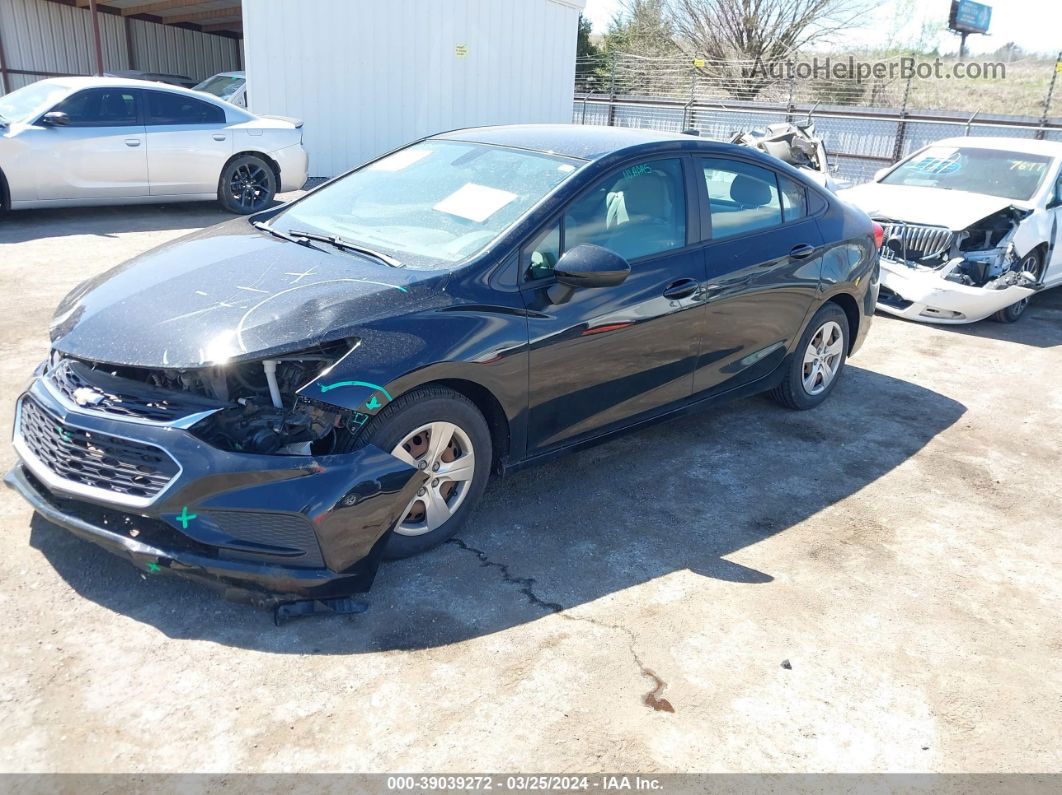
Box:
[949, 0, 992, 35]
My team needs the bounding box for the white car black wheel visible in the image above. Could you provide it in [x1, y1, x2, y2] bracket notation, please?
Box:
[218, 154, 276, 214]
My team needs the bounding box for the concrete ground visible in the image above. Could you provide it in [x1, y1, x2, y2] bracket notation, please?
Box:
[0, 199, 1059, 774]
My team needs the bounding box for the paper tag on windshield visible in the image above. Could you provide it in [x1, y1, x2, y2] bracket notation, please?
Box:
[369, 148, 432, 172]
[433, 183, 517, 223]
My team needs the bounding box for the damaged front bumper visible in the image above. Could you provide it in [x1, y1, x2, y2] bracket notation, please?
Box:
[876, 257, 1035, 324]
[6, 376, 419, 603]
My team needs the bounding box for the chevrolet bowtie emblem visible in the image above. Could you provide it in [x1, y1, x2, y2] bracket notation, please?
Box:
[72, 386, 105, 407]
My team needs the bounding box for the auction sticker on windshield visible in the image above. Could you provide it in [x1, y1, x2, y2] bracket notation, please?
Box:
[433, 183, 518, 223]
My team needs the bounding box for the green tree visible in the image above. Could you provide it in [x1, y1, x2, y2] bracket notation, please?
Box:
[602, 0, 679, 58]
[576, 14, 601, 87]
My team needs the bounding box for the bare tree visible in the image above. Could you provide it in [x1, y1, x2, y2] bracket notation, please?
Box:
[668, 0, 874, 99]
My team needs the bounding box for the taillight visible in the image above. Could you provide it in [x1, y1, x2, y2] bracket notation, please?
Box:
[872, 222, 884, 250]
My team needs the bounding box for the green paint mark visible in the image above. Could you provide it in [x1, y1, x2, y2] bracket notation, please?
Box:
[365, 395, 381, 411]
[317, 380, 393, 401]
[175, 506, 197, 530]
[147, 562, 161, 573]
[54, 425, 72, 442]
[622, 163, 653, 180]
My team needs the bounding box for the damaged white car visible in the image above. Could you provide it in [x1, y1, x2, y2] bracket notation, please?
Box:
[839, 137, 1062, 323]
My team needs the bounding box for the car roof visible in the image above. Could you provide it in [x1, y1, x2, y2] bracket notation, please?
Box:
[433, 124, 705, 161]
[932, 136, 1062, 158]
[39, 75, 220, 98]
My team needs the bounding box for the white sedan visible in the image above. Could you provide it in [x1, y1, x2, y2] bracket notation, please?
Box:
[839, 137, 1062, 323]
[0, 76, 307, 214]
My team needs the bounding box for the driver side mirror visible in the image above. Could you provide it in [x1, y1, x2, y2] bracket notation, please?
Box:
[40, 111, 71, 127]
[548, 244, 631, 304]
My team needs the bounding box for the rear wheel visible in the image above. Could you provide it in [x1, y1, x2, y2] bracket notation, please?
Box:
[217, 154, 276, 214]
[770, 302, 849, 410]
[352, 386, 491, 559]
[992, 249, 1043, 323]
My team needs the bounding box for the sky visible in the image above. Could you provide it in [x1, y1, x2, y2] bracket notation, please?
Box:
[580, 0, 1062, 57]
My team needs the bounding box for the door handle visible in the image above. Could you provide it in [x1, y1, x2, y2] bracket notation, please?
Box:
[663, 278, 699, 300]
[212, 133, 227, 141]
[790, 243, 816, 259]
[124, 138, 141, 147]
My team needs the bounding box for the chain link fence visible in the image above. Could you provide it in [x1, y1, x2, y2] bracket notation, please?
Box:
[572, 53, 1062, 185]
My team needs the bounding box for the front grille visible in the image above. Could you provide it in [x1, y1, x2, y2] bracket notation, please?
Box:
[48, 358, 222, 424]
[878, 221, 953, 263]
[18, 396, 179, 501]
[206, 512, 324, 566]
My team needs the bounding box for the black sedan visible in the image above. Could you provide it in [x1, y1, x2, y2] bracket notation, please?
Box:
[7, 125, 880, 608]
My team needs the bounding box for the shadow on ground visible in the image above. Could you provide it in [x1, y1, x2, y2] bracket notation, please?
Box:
[29, 365, 965, 652]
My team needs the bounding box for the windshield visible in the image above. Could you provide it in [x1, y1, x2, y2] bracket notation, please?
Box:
[194, 75, 244, 99]
[882, 145, 1052, 201]
[270, 140, 583, 269]
[0, 81, 71, 123]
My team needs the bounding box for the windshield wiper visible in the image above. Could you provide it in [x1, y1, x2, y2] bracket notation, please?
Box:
[287, 229, 403, 268]
[251, 220, 324, 251]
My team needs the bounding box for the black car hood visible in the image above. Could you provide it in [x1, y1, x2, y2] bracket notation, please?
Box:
[50, 219, 441, 369]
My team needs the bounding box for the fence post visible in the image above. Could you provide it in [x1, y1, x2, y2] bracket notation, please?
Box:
[682, 64, 697, 130]
[1036, 51, 1061, 140]
[891, 72, 913, 163]
[607, 55, 617, 127]
[786, 58, 795, 123]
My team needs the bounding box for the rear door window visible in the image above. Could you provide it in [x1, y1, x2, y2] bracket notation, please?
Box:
[701, 158, 782, 240]
[144, 91, 225, 125]
[779, 175, 807, 222]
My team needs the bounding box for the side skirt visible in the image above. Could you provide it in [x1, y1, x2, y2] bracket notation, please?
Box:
[502, 359, 789, 475]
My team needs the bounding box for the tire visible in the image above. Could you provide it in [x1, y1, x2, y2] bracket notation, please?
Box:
[352, 386, 492, 559]
[992, 249, 1043, 323]
[217, 154, 277, 214]
[770, 302, 850, 410]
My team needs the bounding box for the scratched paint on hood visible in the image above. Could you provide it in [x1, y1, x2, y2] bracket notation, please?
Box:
[49, 218, 445, 369]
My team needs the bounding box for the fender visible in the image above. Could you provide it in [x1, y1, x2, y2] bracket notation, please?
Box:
[298, 280, 532, 456]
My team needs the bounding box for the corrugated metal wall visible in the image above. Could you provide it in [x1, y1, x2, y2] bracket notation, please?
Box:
[244, 0, 584, 177]
[0, 0, 241, 94]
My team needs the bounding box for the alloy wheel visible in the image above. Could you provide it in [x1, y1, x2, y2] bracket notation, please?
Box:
[228, 162, 271, 212]
[801, 320, 844, 396]
[390, 422, 476, 536]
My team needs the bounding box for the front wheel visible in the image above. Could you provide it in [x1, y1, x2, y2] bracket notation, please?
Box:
[992, 249, 1043, 323]
[352, 386, 492, 559]
[217, 154, 276, 214]
[770, 302, 850, 410]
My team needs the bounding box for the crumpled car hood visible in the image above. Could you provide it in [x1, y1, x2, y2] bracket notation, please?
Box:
[49, 218, 438, 369]
[838, 183, 1027, 230]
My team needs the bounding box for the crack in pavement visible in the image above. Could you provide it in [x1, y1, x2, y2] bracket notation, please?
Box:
[447, 537, 564, 613]
[447, 537, 675, 713]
